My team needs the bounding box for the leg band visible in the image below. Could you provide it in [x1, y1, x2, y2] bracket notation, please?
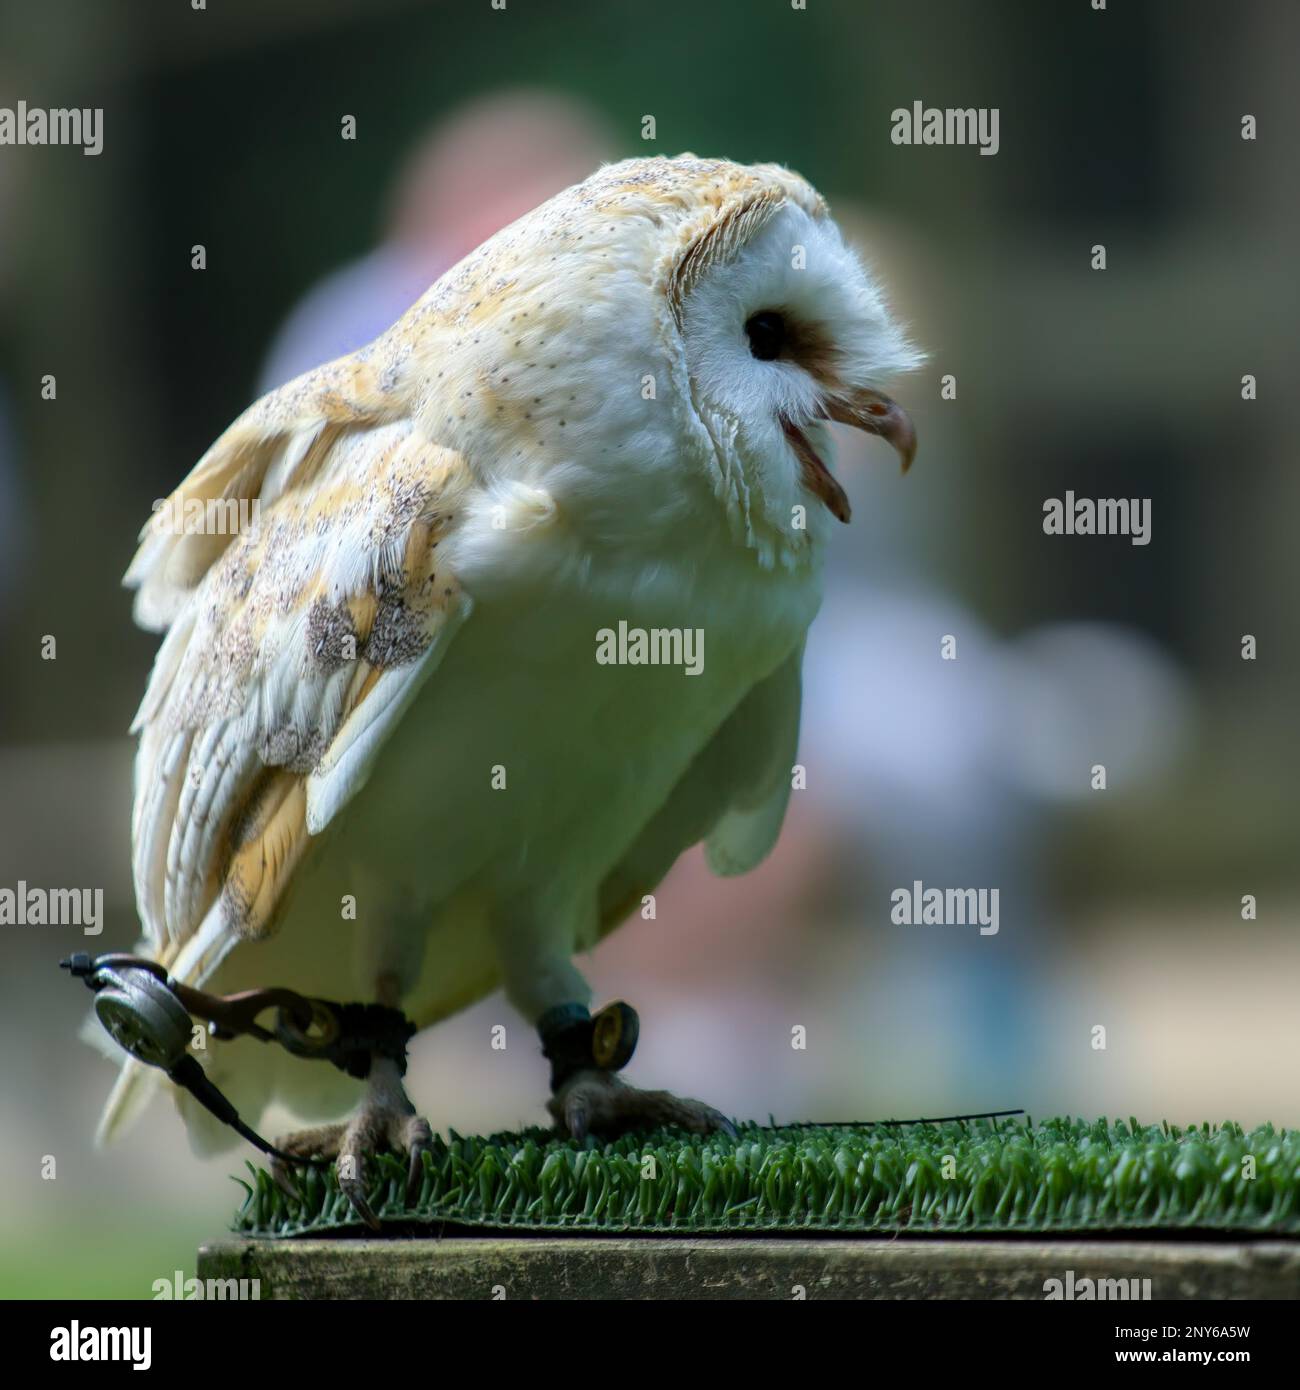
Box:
[538, 1001, 639, 1091]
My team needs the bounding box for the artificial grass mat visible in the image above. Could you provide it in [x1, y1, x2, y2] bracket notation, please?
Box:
[232, 1116, 1300, 1239]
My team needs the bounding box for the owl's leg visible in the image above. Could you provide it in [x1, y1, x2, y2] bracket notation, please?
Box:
[495, 920, 736, 1139]
[538, 1002, 736, 1140]
[271, 974, 432, 1230]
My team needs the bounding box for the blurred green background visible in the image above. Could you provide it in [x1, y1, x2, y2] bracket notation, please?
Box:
[0, 0, 1297, 1297]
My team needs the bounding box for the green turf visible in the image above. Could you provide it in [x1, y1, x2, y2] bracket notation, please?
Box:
[231, 1116, 1300, 1238]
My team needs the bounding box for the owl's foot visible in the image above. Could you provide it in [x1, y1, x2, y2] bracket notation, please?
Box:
[270, 1059, 432, 1231]
[548, 1068, 737, 1141]
[538, 1000, 736, 1141]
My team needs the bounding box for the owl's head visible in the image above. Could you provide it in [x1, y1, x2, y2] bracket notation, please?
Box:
[509, 154, 920, 565]
[408, 155, 921, 569]
[660, 162, 922, 549]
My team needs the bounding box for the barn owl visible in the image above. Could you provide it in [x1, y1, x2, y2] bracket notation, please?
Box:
[97, 154, 920, 1224]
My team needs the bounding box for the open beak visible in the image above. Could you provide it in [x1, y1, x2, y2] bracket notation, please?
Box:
[826, 387, 917, 475]
[782, 387, 917, 526]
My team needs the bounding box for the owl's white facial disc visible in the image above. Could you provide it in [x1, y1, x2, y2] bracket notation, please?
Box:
[679, 202, 922, 544]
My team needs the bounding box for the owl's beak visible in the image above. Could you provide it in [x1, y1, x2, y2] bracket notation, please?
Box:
[825, 387, 917, 475]
[783, 387, 916, 526]
[782, 415, 853, 524]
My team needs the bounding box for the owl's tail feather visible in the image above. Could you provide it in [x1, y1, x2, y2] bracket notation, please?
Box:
[93, 1056, 162, 1147]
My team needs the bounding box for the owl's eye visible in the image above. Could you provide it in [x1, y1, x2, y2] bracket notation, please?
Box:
[744, 310, 786, 361]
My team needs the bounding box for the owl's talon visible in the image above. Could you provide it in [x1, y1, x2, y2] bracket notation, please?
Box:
[548, 1069, 734, 1141]
[337, 1155, 381, 1232]
[270, 1121, 347, 1206]
[270, 1161, 304, 1206]
[564, 1094, 591, 1143]
[405, 1117, 434, 1203]
[273, 1065, 428, 1229]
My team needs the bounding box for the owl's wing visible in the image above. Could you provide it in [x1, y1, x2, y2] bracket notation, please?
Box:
[126, 355, 407, 631]
[597, 643, 803, 931]
[125, 362, 474, 993]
